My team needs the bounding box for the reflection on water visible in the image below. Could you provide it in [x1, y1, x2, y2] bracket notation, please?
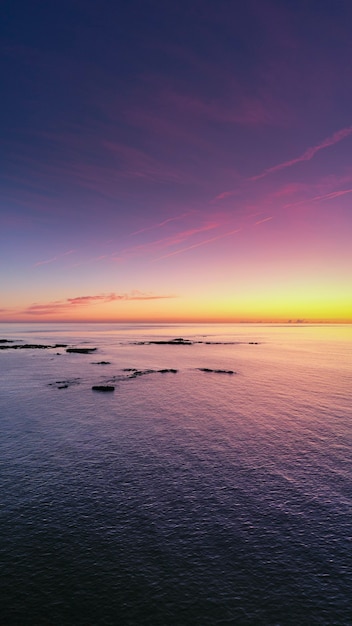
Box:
[0, 324, 351, 625]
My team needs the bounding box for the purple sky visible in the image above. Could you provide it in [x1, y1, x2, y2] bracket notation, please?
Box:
[1, 0, 352, 322]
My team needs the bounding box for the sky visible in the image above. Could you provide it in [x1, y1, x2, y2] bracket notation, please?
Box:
[1, 0, 352, 323]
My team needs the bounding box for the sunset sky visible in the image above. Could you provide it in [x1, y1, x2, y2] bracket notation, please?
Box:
[1, 0, 352, 323]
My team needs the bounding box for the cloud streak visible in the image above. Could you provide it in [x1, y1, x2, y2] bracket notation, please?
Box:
[251, 126, 352, 181]
[112, 222, 220, 261]
[153, 228, 241, 261]
[128, 212, 194, 236]
[34, 250, 75, 267]
[284, 187, 352, 209]
[25, 292, 176, 315]
[255, 216, 273, 225]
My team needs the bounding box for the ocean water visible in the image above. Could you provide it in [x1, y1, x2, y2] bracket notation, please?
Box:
[0, 323, 351, 626]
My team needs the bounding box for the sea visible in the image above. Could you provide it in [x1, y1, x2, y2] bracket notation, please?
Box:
[0, 323, 351, 626]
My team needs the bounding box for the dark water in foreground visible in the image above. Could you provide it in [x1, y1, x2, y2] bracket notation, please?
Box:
[0, 324, 351, 625]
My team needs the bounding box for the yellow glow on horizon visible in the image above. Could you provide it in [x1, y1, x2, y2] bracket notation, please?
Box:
[1, 283, 351, 324]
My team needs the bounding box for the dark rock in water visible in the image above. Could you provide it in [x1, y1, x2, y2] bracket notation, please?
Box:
[22, 344, 51, 349]
[92, 361, 111, 365]
[198, 368, 235, 375]
[248, 341, 259, 344]
[0, 342, 68, 350]
[0, 339, 13, 343]
[48, 378, 80, 389]
[126, 368, 178, 378]
[130, 337, 256, 346]
[66, 347, 97, 354]
[128, 369, 156, 378]
[92, 385, 115, 392]
[134, 337, 193, 345]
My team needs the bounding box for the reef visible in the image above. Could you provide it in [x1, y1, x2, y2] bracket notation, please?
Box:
[134, 337, 193, 345]
[48, 378, 81, 389]
[92, 385, 115, 392]
[0, 342, 68, 350]
[132, 337, 259, 346]
[197, 368, 236, 375]
[92, 361, 111, 365]
[66, 347, 97, 354]
[127, 368, 178, 378]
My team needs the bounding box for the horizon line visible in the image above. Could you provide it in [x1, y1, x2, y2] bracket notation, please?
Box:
[0, 319, 351, 325]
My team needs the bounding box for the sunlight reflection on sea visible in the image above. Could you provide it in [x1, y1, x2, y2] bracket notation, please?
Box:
[0, 324, 351, 625]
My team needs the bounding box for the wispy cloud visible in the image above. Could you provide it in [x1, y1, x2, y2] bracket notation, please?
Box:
[255, 216, 273, 225]
[128, 212, 194, 236]
[250, 126, 352, 181]
[112, 222, 220, 261]
[25, 292, 176, 315]
[214, 190, 237, 201]
[284, 187, 352, 209]
[153, 228, 241, 261]
[34, 250, 75, 267]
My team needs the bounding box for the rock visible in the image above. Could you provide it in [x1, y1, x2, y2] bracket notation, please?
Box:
[92, 361, 111, 365]
[0, 342, 68, 350]
[128, 369, 156, 378]
[134, 337, 193, 345]
[66, 347, 97, 354]
[198, 368, 235, 375]
[48, 378, 80, 389]
[92, 385, 115, 392]
[158, 368, 178, 373]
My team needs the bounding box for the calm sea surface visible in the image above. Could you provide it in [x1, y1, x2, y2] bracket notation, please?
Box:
[0, 323, 351, 625]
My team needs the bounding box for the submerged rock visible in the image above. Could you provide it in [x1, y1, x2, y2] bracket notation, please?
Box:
[128, 369, 155, 378]
[66, 347, 97, 354]
[198, 368, 236, 375]
[134, 337, 193, 345]
[0, 342, 68, 350]
[126, 368, 178, 379]
[92, 385, 115, 392]
[131, 337, 259, 346]
[48, 378, 81, 389]
[92, 361, 111, 365]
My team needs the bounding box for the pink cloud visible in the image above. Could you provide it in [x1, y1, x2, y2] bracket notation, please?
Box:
[214, 190, 236, 201]
[102, 140, 182, 182]
[128, 212, 195, 236]
[112, 222, 220, 261]
[255, 216, 273, 225]
[270, 183, 306, 198]
[34, 250, 75, 267]
[284, 187, 352, 209]
[161, 89, 280, 127]
[251, 126, 352, 180]
[153, 228, 241, 261]
[25, 292, 176, 315]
